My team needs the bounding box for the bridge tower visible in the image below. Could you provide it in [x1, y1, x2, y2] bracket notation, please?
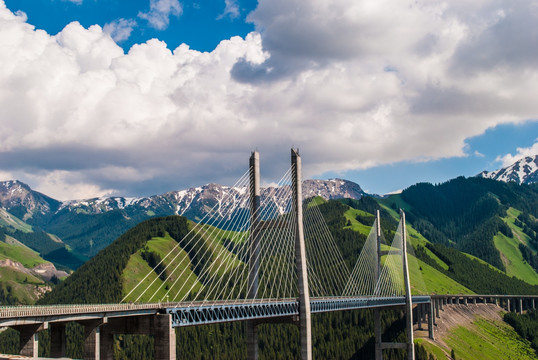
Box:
[374, 210, 383, 360]
[375, 210, 415, 359]
[292, 148, 312, 360]
[401, 210, 415, 360]
[247, 151, 261, 359]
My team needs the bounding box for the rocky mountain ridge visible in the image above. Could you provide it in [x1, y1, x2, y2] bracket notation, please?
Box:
[1, 178, 364, 220]
[478, 155, 538, 185]
[0, 178, 365, 258]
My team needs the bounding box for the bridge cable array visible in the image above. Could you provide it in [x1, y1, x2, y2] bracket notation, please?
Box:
[123, 166, 427, 305]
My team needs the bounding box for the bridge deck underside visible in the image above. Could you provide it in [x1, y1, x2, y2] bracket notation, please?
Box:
[167, 296, 431, 328]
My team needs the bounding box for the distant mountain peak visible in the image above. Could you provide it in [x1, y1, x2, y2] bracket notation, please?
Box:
[478, 155, 538, 185]
[0, 180, 61, 220]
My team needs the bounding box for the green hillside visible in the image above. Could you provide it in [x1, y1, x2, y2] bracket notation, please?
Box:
[122, 234, 203, 302]
[0, 234, 56, 305]
[400, 177, 538, 271]
[0, 267, 46, 304]
[39, 216, 191, 304]
[0, 208, 33, 233]
[0, 240, 47, 268]
[417, 316, 537, 360]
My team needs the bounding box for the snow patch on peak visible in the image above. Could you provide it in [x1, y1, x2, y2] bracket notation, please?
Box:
[478, 155, 538, 185]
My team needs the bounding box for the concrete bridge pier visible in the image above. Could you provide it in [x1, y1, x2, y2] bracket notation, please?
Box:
[14, 323, 44, 358]
[81, 319, 110, 360]
[519, 298, 523, 314]
[507, 298, 511, 312]
[50, 323, 67, 358]
[416, 304, 423, 330]
[428, 302, 435, 339]
[94, 314, 176, 360]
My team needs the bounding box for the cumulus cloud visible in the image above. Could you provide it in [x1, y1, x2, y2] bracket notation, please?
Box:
[0, 0, 538, 199]
[104, 18, 137, 42]
[138, 0, 182, 30]
[497, 140, 538, 167]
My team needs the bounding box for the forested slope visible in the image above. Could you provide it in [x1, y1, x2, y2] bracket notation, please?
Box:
[399, 177, 538, 273]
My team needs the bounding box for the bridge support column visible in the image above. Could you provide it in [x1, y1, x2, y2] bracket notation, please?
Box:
[292, 149, 312, 360]
[417, 304, 423, 330]
[428, 302, 435, 340]
[247, 151, 261, 360]
[440, 298, 444, 311]
[435, 299, 440, 319]
[533, 299, 535, 310]
[16, 323, 43, 358]
[374, 309, 382, 360]
[50, 322, 66, 358]
[519, 298, 523, 314]
[464, 297, 468, 306]
[507, 298, 511, 312]
[473, 297, 476, 305]
[82, 319, 109, 360]
[153, 314, 176, 360]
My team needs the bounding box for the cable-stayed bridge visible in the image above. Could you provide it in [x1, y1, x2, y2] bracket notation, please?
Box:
[1, 149, 536, 360]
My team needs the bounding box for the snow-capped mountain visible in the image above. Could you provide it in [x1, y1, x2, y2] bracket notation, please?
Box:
[478, 155, 538, 185]
[0, 180, 61, 221]
[0, 178, 364, 223]
[58, 178, 364, 219]
[0, 178, 364, 257]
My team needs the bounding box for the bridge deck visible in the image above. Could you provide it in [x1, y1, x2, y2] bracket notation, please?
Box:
[0, 296, 430, 328]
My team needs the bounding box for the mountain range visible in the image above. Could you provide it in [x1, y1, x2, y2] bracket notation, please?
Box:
[0, 178, 365, 262]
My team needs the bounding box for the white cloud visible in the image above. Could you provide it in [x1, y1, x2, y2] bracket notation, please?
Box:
[218, 0, 240, 20]
[104, 18, 137, 42]
[138, 0, 182, 30]
[1, 0, 538, 199]
[497, 140, 538, 167]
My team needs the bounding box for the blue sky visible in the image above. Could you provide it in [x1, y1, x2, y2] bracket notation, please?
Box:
[0, 0, 537, 199]
[4, 0, 257, 52]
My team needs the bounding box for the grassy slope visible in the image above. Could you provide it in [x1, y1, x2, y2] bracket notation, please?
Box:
[0, 208, 32, 233]
[122, 234, 203, 302]
[343, 208, 372, 234]
[0, 241, 48, 268]
[439, 317, 535, 360]
[197, 223, 244, 276]
[491, 207, 538, 285]
[122, 224, 244, 302]
[504, 207, 534, 249]
[0, 267, 45, 304]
